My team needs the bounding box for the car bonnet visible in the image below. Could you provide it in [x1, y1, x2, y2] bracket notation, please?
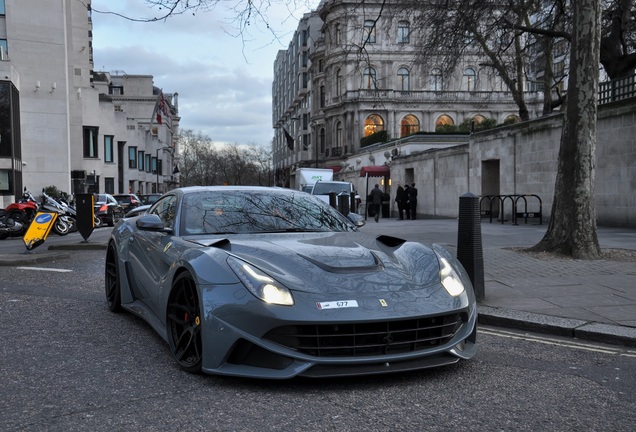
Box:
[197, 232, 441, 294]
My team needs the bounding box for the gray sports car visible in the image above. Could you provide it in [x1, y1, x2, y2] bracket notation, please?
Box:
[105, 186, 476, 378]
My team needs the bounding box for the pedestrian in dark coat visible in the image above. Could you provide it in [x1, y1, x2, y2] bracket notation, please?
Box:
[403, 184, 411, 220]
[395, 183, 407, 220]
[369, 184, 384, 222]
[407, 183, 418, 220]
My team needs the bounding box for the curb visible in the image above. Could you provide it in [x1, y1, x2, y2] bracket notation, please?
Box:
[478, 305, 636, 348]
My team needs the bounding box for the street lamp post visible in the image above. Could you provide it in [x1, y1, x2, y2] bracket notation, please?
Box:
[155, 146, 173, 193]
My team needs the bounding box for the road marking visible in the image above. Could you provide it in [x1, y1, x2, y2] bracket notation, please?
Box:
[16, 266, 73, 273]
[479, 327, 636, 358]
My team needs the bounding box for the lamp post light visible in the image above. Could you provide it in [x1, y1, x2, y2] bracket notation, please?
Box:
[155, 146, 173, 193]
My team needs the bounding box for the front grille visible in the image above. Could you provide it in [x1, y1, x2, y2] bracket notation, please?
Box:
[264, 313, 465, 357]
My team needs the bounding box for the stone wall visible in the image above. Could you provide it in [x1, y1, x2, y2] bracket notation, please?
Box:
[386, 99, 636, 227]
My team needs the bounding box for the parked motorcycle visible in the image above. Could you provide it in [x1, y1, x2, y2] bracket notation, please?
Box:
[40, 191, 72, 236]
[0, 189, 39, 239]
[0, 210, 25, 239]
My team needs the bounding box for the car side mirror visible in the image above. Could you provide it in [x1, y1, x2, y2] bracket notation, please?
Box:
[347, 212, 365, 227]
[136, 214, 172, 233]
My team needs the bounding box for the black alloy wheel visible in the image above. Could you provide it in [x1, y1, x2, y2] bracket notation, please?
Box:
[104, 243, 122, 312]
[167, 272, 203, 373]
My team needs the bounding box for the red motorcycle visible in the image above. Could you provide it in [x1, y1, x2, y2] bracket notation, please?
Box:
[0, 188, 39, 239]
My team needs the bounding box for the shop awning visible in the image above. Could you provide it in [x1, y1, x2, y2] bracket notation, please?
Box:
[360, 165, 390, 177]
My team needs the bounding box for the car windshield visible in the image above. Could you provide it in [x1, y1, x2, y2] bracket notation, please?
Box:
[312, 182, 352, 196]
[115, 196, 132, 204]
[180, 190, 357, 235]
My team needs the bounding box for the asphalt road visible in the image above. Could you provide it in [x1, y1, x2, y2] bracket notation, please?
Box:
[1, 237, 635, 431]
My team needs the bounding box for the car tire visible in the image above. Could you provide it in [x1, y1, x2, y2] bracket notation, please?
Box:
[105, 243, 122, 313]
[94, 215, 103, 228]
[166, 272, 203, 373]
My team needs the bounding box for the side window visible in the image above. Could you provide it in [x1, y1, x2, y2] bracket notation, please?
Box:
[150, 195, 178, 228]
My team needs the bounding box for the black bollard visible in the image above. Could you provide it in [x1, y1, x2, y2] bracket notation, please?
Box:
[328, 191, 337, 208]
[456, 193, 485, 301]
[75, 193, 95, 242]
[338, 194, 349, 215]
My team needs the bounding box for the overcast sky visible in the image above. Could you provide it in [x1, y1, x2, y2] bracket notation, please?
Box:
[91, 0, 320, 147]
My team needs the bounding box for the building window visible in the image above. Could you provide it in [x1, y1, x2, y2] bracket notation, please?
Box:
[398, 21, 410, 44]
[336, 69, 342, 95]
[320, 85, 325, 108]
[397, 67, 410, 91]
[109, 86, 124, 95]
[364, 114, 384, 137]
[104, 135, 114, 163]
[105, 177, 115, 194]
[128, 146, 137, 169]
[336, 122, 343, 148]
[435, 115, 455, 129]
[430, 68, 443, 91]
[320, 128, 326, 153]
[138, 151, 145, 171]
[152, 157, 157, 174]
[335, 23, 341, 45]
[83, 126, 99, 158]
[463, 68, 476, 91]
[363, 67, 377, 89]
[0, 1, 5, 15]
[364, 20, 376, 44]
[0, 39, 7, 59]
[145, 154, 151, 173]
[401, 115, 420, 137]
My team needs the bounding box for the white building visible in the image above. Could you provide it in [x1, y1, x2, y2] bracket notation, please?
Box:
[0, 0, 179, 208]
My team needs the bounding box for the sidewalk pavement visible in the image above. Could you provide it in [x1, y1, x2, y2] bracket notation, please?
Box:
[1, 218, 635, 347]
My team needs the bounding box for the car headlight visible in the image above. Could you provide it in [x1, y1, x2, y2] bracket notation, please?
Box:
[438, 256, 465, 297]
[227, 257, 294, 306]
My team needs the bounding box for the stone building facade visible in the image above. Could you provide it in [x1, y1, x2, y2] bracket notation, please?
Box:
[272, 0, 544, 190]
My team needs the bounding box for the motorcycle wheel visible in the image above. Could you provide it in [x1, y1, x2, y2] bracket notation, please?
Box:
[53, 219, 70, 236]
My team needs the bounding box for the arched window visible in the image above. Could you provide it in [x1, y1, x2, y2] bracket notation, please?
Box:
[363, 67, 377, 89]
[364, 20, 376, 43]
[364, 114, 385, 137]
[430, 68, 443, 91]
[336, 122, 343, 149]
[463, 68, 476, 91]
[397, 67, 410, 91]
[336, 69, 342, 95]
[401, 115, 420, 137]
[472, 114, 486, 124]
[435, 114, 454, 126]
[503, 115, 521, 124]
[398, 21, 410, 43]
[320, 128, 326, 153]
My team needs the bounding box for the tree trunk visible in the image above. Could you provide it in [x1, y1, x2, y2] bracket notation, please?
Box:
[530, 0, 601, 259]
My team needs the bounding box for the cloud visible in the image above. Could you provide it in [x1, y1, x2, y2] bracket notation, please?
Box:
[91, 0, 319, 147]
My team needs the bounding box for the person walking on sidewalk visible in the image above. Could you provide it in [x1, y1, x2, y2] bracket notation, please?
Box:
[407, 183, 418, 220]
[395, 183, 407, 220]
[369, 184, 384, 222]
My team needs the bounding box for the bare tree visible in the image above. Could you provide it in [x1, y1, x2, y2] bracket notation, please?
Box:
[530, 0, 602, 258]
[176, 130, 273, 186]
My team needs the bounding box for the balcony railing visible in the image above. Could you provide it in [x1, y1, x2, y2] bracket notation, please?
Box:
[329, 89, 543, 105]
